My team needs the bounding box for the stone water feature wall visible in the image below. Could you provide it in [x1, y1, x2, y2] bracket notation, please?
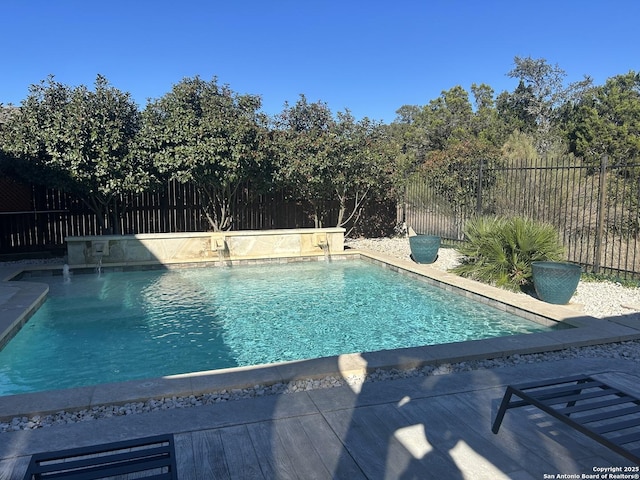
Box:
[65, 228, 345, 267]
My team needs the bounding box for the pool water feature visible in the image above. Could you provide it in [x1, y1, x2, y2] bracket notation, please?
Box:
[0, 260, 558, 395]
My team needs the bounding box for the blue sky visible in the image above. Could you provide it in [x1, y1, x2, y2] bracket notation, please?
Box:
[2, 0, 638, 123]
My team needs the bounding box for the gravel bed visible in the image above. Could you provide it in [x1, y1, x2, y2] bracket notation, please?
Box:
[2, 244, 640, 433]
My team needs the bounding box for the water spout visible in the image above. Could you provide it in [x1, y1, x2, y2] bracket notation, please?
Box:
[91, 241, 107, 277]
[318, 241, 331, 262]
[217, 246, 225, 265]
[213, 237, 228, 267]
[62, 264, 71, 283]
[95, 254, 103, 277]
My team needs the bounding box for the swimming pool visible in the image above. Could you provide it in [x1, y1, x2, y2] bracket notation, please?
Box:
[0, 259, 557, 395]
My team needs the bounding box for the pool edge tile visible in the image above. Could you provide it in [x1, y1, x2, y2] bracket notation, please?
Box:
[275, 355, 366, 382]
[90, 376, 194, 407]
[0, 281, 48, 350]
[0, 385, 95, 421]
[185, 364, 285, 395]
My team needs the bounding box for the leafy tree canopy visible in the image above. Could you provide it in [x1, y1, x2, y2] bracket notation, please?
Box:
[140, 76, 266, 231]
[331, 111, 397, 232]
[1, 58, 637, 238]
[507, 56, 592, 154]
[421, 138, 502, 214]
[273, 95, 396, 232]
[564, 71, 640, 165]
[496, 80, 537, 137]
[0, 75, 145, 233]
[272, 95, 336, 226]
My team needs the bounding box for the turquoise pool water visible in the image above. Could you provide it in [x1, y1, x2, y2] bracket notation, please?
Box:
[1, 260, 555, 395]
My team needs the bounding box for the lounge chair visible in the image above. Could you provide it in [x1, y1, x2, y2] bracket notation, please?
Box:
[22, 434, 177, 479]
[492, 375, 640, 464]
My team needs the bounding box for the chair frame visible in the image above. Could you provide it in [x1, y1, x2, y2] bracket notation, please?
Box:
[22, 434, 177, 480]
[492, 374, 640, 464]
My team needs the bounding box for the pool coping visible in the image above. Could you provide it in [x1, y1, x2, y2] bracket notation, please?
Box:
[1, 249, 640, 421]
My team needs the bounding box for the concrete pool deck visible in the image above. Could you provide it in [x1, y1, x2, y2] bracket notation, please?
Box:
[1, 250, 640, 423]
[2, 358, 640, 477]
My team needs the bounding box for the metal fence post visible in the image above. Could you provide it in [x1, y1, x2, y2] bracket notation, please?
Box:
[476, 159, 484, 215]
[593, 155, 608, 274]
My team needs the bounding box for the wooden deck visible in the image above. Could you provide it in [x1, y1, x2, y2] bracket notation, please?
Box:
[3, 358, 639, 479]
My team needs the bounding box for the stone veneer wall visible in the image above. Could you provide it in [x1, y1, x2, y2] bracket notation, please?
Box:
[65, 228, 345, 267]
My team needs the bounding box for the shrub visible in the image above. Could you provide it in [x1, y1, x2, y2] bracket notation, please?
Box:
[451, 216, 565, 291]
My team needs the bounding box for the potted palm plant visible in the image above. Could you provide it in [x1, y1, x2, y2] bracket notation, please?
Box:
[452, 217, 574, 301]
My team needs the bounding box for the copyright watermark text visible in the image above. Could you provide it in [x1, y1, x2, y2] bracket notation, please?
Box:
[542, 466, 640, 479]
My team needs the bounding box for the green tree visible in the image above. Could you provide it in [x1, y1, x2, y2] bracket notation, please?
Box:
[274, 95, 396, 233]
[391, 86, 477, 172]
[331, 111, 396, 233]
[0, 75, 146, 233]
[471, 83, 509, 147]
[565, 71, 640, 164]
[496, 80, 537, 136]
[0, 105, 18, 174]
[421, 138, 502, 222]
[392, 84, 508, 169]
[389, 104, 427, 173]
[500, 130, 538, 163]
[507, 56, 591, 154]
[563, 71, 640, 236]
[140, 77, 266, 231]
[273, 95, 336, 227]
[422, 85, 474, 150]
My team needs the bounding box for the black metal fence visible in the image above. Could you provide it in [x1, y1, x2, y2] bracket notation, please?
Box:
[5, 156, 638, 277]
[405, 156, 640, 279]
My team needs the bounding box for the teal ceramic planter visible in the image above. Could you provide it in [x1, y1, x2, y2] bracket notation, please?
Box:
[409, 235, 441, 264]
[531, 261, 581, 304]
